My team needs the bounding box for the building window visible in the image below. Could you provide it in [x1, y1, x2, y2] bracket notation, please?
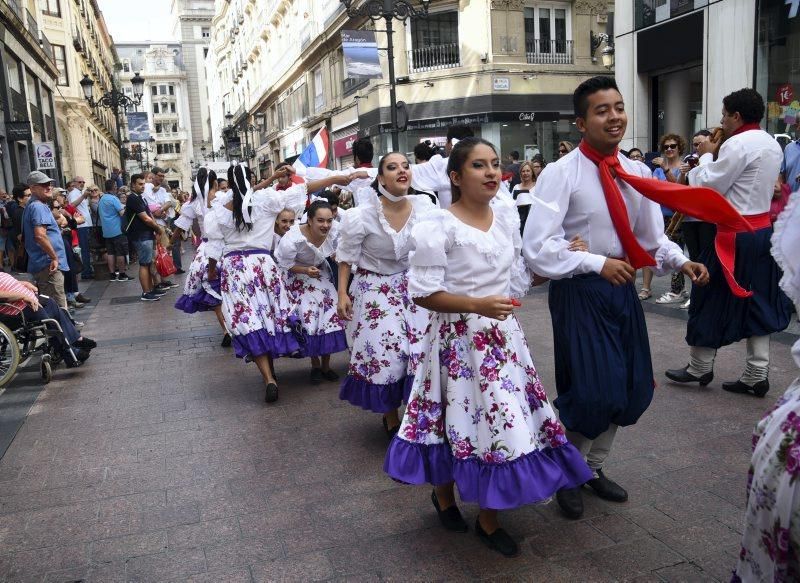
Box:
[40, 0, 61, 17]
[524, 4, 573, 65]
[170, 103, 176, 113]
[155, 123, 162, 133]
[153, 103, 160, 114]
[53, 44, 68, 86]
[169, 85, 175, 96]
[123, 60, 131, 73]
[313, 66, 324, 112]
[201, 27, 211, 38]
[408, 11, 460, 71]
[151, 85, 158, 96]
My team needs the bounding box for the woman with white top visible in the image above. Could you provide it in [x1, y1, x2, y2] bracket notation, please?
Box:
[173, 168, 231, 345]
[384, 138, 591, 557]
[512, 160, 536, 234]
[336, 152, 436, 435]
[275, 200, 347, 384]
[205, 164, 347, 403]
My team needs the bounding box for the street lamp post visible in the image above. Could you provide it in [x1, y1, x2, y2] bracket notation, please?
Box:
[80, 72, 145, 182]
[340, 0, 431, 152]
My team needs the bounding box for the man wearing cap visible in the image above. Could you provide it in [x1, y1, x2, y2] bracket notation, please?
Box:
[22, 171, 69, 309]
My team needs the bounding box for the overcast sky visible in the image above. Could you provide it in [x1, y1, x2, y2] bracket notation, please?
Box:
[98, 0, 176, 43]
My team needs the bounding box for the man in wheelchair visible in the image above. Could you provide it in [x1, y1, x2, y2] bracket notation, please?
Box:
[0, 272, 95, 368]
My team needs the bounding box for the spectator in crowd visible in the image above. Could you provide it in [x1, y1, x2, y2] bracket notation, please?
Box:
[639, 133, 688, 303]
[9, 184, 29, 272]
[142, 167, 177, 290]
[0, 272, 95, 367]
[99, 178, 132, 282]
[626, 148, 645, 162]
[531, 156, 545, 180]
[352, 137, 374, 168]
[781, 113, 800, 193]
[51, 195, 88, 310]
[117, 186, 129, 205]
[558, 140, 574, 158]
[110, 167, 124, 189]
[0, 188, 13, 271]
[125, 173, 165, 301]
[505, 150, 522, 187]
[770, 179, 791, 224]
[22, 171, 69, 309]
[679, 130, 717, 277]
[67, 176, 95, 280]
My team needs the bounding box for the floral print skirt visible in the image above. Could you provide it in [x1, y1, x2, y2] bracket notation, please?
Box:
[285, 269, 348, 358]
[384, 312, 592, 510]
[339, 269, 429, 414]
[174, 241, 222, 314]
[220, 249, 301, 360]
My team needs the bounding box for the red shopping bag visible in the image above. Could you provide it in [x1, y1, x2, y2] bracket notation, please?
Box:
[155, 243, 177, 277]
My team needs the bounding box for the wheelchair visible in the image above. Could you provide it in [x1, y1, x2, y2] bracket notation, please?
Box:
[0, 303, 78, 388]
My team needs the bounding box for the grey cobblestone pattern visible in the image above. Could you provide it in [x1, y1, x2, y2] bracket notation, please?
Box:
[0, 254, 797, 582]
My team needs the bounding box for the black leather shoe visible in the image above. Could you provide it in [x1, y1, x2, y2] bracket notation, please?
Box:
[382, 416, 400, 437]
[665, 366, 713, 386]
[73, 337, 97, 350]
[431, 490, 468, 533]
[264, 383, 279, 403]
[475, 519, 519, 558]
[321, 369, 340, 382]
[586, 469, 628, 502]
[722, 379, 769, 398]
[555, 486, 584, 519]
[221, 333, 232, 348]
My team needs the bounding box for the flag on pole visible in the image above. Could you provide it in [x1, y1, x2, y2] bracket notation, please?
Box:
[293, 127, 329, 173]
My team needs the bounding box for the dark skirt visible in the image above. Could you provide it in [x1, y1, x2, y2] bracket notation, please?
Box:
[686, 226, 792, 349]
[548, 274, 655, 440]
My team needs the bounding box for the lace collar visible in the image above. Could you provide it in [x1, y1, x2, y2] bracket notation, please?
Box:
[291, 221, 339, 263]
[443, 204, 514, 259]
[357, 187, 431, 260]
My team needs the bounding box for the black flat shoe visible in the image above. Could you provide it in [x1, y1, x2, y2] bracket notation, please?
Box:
[555, 486, 584, 520]
[73, 337, 97, 350]
[321, 369, 340, 382]
[586, 469, 628, 502]
[475, 519, 519, 558]
[722, 379, 769, 398]
[382, 416, 400, 437]
[265, 383, 279, 403]
[665, 366, 714, 386]
[221, 333, 232, 348]
[431, 490, 468, 533]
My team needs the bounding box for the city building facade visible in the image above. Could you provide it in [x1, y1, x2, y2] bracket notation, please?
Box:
[117, 42, 193, 189]
[615, 0, 799, 152]
[206, 0, 615, 175]
[40, 0, 120, 188]
[1, 0, 60, 189]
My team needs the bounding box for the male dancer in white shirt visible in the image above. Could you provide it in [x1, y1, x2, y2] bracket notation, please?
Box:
[523, 76, 711, 519]
[665, 88, 791, 397]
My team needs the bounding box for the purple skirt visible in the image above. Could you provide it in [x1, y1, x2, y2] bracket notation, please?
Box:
[339, 375, 415, 414]
[175, 279, 222, 313]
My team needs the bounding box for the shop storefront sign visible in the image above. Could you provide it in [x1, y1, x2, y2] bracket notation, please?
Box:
[494, 111, 561, 122]
[35, 142, 56, 170]
[6, 121, 32, 141]
[777, 83, 794, 105]
[333, 133, 358, 158]
[493, 77, 511, 91]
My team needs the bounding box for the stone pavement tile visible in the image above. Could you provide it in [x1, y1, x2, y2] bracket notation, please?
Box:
[652, 520, 740, 564]
[250, 550, 335, 582]
[653, 561, 720, 582]
[42, 560, 127, 583]
[648, 464, 743, 496]
[585, 537, 685, 578]
[167, 481, 232, 505]
[185, 567, 254, 583]
[587, 513, 649, 543]
[690, 552, 738, 582]
[0, 542, 90, 580]
[167, 516, 242, 550]
[91, 531, 168, 563]
[203, 536, 284, 572]
[651, 490, 742, 527]
[22, 501, 100, 547]
[129, 501, 201, 534]
[618, 505, 680, 535]
[196, 490, 271, 521]
[546, 553, 623, 582]
[124, 548, 207, 582]
[522, 520, 616, 559]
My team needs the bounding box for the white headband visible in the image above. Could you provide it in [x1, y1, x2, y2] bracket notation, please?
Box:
[240, 169, 253, 224]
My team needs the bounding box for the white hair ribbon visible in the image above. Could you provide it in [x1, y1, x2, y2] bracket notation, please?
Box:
[240, 168, 254, 224]
[377, 182, 405, 202]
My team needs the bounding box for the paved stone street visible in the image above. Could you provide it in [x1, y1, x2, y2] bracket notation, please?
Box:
[0, 260, 797, 582]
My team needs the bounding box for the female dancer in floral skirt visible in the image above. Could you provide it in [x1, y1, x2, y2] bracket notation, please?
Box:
[205, 164, 349, 402]
[384, 138, 591, 557]
[337, 152, 436, 435]
[275, 200, 347, 384]
[173, 167, 230, 346]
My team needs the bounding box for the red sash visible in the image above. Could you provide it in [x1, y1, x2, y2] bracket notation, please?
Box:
[578, 140, 754, 298]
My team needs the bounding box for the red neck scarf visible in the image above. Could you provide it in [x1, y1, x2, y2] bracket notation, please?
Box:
[274, 183, 291, 191]
[579, 140, 755, 298]
[731, 122, 761, 136]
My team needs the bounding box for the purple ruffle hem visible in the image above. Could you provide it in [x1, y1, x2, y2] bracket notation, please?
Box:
[339, 375, 415, 414]
[232, 328, 302, 359]
[174, 286, 221, 314]
[300, 330, 348, 358]
[383, 437, 593, 510]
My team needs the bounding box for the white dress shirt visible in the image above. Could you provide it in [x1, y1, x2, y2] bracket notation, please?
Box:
[523, 148, 688, 279]
[173, 197, 206, 236]
[688, 129, 783, 215]
[143, 183, 174, 226]
[204, 184, 307, 261]
[67, 187, 92, 227]
[337, 188, 435, 274]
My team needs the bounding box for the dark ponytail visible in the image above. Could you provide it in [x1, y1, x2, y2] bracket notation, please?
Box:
[446, 137, 497, 203]
[229, 164, 253, 232]
[191, 167, 211, 202]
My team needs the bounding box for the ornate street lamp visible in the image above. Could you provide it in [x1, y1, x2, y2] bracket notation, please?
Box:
[590, 32, 614, 69]
[340, 0, 431, 151]
[80, 72, 146, 181]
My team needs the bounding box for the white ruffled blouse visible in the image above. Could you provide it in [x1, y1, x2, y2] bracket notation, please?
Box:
[204, 183, 307, 261]
[173, 197, 207, 236]
[408, 203, 530, 300]
[274, 222, 340, 270]
[336, 189, 435, 275]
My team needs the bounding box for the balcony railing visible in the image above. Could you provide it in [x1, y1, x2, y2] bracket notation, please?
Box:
[408, 43, 460, 72]
[25, 7, 38, 39]
[10, 88, 26, 121]
[40, 35, 54, 62]
[525, 39, 573, 65]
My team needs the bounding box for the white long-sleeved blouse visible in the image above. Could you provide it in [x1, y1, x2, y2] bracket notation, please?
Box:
[336, 189, 435, 275]
[522, 148, 688, 279]
[408, 203, 530, 300]
[274, 221, 339, 270]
